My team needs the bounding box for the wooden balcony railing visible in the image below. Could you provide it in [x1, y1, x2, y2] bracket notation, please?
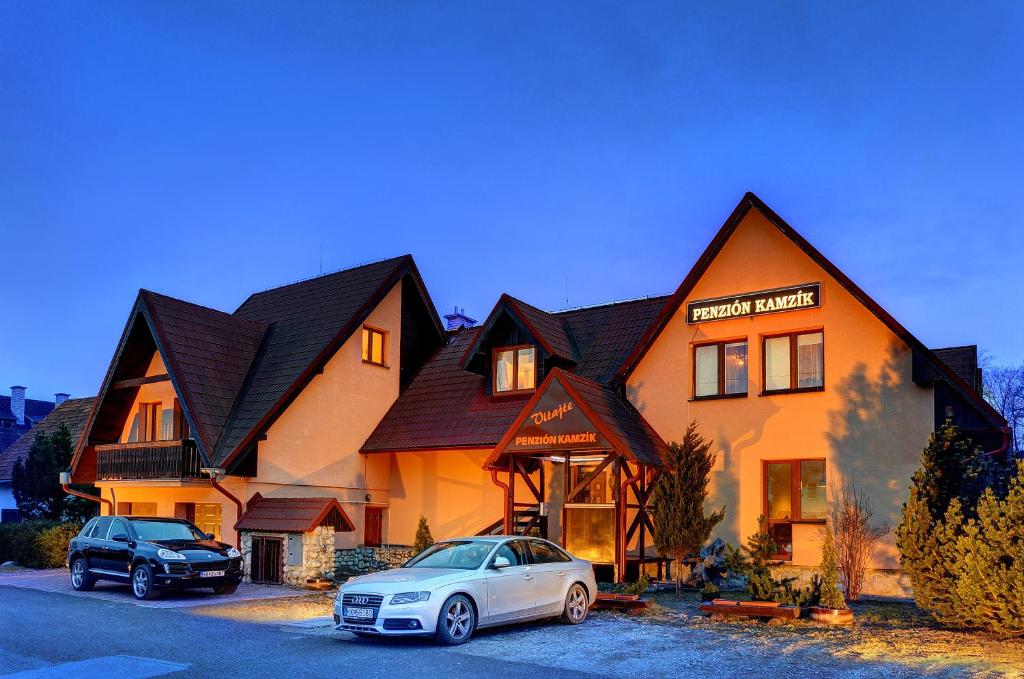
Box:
[95, 439, 204, 481]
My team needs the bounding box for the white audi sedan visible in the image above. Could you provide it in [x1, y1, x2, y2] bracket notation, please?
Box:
[333, 536, 597, 645]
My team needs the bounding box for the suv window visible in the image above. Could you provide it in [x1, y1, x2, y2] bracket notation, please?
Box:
[80, 518, 97, 537]
[90, 517, 113, 540]
[109, 519, 130, 541]
[528, 540, 570, 564]
[492, 540, 530, 567]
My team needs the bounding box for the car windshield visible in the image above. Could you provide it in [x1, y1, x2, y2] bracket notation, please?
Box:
[403, 540, 494, 570]
[129, 519, 206, 542]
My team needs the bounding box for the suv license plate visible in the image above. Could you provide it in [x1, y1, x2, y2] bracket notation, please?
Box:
[201, 570, 226, 578]
[345, 607, 374, 619]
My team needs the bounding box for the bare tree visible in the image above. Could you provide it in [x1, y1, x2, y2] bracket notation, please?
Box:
[828, 482, 889, 601]
[983, 363, 1024, 455]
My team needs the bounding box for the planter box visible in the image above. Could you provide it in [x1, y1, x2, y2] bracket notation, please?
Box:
[809, 606, 854, 625]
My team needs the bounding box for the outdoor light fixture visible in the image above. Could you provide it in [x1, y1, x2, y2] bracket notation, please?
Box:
[365, 493, 372, 502]
[200, 467, 226, 480]
[59, 471, 71, 485]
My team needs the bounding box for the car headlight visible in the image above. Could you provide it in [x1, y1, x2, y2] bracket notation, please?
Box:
[227, 547, 241, 558]
[157, 548, 187, 561]
[390, 591, 430, 605]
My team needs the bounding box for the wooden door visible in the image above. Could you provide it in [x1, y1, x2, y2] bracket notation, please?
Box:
[251, 536, 283, 584]
[364, 507, 384, 547]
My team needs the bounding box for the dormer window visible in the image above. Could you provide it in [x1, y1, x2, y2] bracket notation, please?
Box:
[362, 326, 388, 367]
[494, 345, 536, 394]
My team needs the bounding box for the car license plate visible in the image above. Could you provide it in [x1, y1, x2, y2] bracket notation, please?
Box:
[200, 570, 226, 578]
[345, 606, 375, 620]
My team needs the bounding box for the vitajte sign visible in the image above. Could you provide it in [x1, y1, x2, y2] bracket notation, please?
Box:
[506, 380, 609, 453]
[686, 282, 821, 324]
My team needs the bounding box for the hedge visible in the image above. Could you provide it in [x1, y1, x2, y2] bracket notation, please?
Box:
[0, 521, 83, 569]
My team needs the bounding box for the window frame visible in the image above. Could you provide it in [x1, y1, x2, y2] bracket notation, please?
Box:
[762, 458, 827, 561]
[361, 325, 388, 367]
[760, 330, 825, 395]
[691, 338, 749, 400]
[491, 344, 537, 395]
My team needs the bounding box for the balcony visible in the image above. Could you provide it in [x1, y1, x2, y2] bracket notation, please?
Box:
[95, 439, 205, 481]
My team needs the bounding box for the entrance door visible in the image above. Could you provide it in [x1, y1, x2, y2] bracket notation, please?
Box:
[364, 507, 384, 547]
[251, 536, 283, 584]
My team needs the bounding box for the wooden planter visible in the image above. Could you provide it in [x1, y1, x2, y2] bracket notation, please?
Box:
[809, 606, 854, 625]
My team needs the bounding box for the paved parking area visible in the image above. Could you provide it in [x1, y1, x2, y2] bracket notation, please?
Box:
[0, 568, 302, 609]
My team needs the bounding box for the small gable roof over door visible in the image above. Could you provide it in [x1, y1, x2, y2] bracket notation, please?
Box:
[235, 493, 355, 533]
[486, 368, 669, 470]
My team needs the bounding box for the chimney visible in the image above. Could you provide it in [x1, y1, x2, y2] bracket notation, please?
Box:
[55, 392, 70, 406]
[10, 386, 26, 425]
[443, 306, 477, 331]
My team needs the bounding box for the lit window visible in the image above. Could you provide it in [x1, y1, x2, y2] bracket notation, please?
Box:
[693, 340, 747, 398]
[494, 346, 536, 393]
[763, 331, 823, 393]
[361, 326, 387, 366]
[764, 459, 827, 560]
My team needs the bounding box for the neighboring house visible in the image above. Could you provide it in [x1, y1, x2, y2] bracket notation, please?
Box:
[0, 396, 94, 522]
[68, 195, 1005, 593]
[0, 387, 64, 455]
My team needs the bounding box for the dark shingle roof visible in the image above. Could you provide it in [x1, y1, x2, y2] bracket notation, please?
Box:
[0, 397, 94, 482]
[141, 291, 267, 457]
[362, 295, 669, 453]
[505, 296, 580, 363]
[234, 493, 354, 533]
[216, 256, 414, 462]
[0, 395, 56, 429]
[932, 346, 981, 392]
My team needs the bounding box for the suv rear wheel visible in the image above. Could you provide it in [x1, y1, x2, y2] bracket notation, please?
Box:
[70, 558, 95, 591]
[131, 564, 160, 600]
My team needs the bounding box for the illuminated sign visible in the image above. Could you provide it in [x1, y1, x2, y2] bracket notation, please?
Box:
[506, 381, 609, 452]
[686, 283, 820, 324]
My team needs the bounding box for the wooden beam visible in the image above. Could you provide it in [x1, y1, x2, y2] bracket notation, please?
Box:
[110, 374, 171, 390]
[513, 458, 543, 502]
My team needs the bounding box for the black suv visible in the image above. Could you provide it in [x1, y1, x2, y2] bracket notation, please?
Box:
[67, 516, 243, 600]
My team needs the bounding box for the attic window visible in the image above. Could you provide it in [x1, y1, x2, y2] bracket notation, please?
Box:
[362, 326, 388, 367]
[494, 345, 535, 394]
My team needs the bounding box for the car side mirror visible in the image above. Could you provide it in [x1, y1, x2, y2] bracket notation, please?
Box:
[491, 556, 512, 569]
[111, 534, 129, 543]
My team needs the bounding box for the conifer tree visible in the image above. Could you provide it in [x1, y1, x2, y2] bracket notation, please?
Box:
[650, 421, 725, 594]
[12, 424, 95, 521]
[818, 527, 846, 610]
[413, 515, 434, 553]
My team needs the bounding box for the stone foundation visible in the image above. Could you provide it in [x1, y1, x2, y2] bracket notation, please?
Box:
[770, 563, 913, 599]
[335, 545, 416, 576]
[241, 526, 336, 587]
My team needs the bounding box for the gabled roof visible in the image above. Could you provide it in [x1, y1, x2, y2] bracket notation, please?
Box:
[0, 397, 94, 482]
[362, 295, 668, 453]
[616, 192, 1006, 433]
[0, 394, 56, 426]
[486, 368, 669, 469]
[461, 294, 581, 367]
[141, 291, 267, 457]
[234, 492, 354, 533]
[931, 346, 982, 392]
[217, 255, 443, 466]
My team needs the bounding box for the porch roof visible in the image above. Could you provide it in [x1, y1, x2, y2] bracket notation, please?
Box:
[234, 493, 355, 533]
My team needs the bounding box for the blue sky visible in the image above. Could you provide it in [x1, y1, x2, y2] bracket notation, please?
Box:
[2, 1, 1023, 400]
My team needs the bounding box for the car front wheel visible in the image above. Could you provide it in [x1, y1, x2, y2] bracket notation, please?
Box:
[560, 583, 589, 624]
[70, 558, 95, 591]
[434, 594, 475, 645]
[131, 564, 160, 600]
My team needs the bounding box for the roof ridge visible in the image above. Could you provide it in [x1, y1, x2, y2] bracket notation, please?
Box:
[551, 293, 673, 315]
[234, 254, 410, 312]
[140, 289, 264, 327]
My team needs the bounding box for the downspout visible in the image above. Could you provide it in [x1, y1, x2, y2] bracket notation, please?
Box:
[59, 472, 114, 514]
[490, 469, 511, 534]
[986, 427, 1012, 461]
[207, 473, 244, 548]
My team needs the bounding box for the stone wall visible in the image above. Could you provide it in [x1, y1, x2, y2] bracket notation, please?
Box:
[770, 563, 913, 599]
[335, 545, 416, 577]
[241, 526, 336, 587]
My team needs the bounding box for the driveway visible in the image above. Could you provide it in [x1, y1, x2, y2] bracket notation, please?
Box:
[0, 568, 299, 609]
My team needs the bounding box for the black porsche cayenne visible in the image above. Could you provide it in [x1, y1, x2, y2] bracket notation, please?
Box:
[67, 516, 243, 600]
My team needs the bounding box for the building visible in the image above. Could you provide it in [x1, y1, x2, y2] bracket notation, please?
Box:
[0, 386, 65, 455]
[67, 194, 1005, 592]
[0, 396, 93, 521]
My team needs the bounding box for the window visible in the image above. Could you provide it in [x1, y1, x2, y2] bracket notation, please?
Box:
[109, 518, 130, 541]
[135, 402, 161, 442]
[116, 502, 157, 516]
[694, 340, 748, 398]
[493, 345, 536, 394]
[763, 331, 824, 393]
[763, 459, 827, 560]
[492, 539, 529, 567]
[527, 539, 571, 564]
[89, 516, 113, 540]
[361, 326, 387, 366]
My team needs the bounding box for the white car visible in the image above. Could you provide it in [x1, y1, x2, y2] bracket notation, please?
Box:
[333, 536, 597, 645]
